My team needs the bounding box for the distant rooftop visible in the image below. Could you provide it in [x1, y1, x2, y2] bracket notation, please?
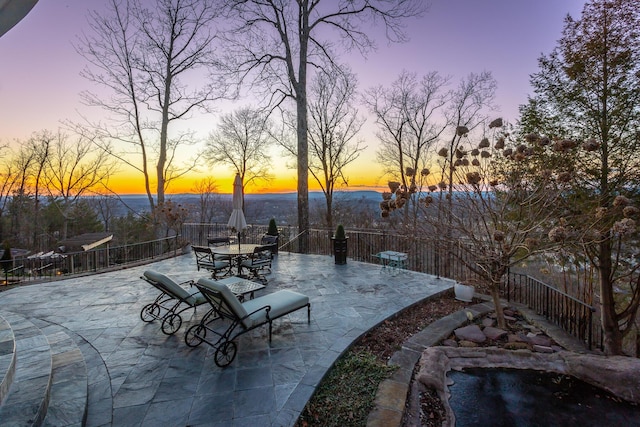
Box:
[58, 232, 113, 252]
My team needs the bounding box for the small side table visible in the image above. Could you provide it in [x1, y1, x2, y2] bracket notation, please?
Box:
[217, 276, 266, 301]
[374, 251, 408, 275]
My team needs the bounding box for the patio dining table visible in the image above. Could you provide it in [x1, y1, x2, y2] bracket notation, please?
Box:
[211, 244, 260, 276]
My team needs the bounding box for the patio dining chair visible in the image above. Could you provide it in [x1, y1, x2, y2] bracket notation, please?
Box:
[192, 245, 232, 279]
[239, 244, 273, 283]
[208, 236, 233, 261]
[260, 234, 278, 254]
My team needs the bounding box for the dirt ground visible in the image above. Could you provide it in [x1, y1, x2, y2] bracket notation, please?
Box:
[354, 290, 471, 426]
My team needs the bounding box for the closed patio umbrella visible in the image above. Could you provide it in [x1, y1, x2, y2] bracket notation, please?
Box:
[228, 173, 247, 250]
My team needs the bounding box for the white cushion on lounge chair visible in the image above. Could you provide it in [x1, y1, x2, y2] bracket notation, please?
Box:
[242, 290, 309, 328]
[196, 278, 249, 321]
[196, 278, 309, 329]
[144, 270, 206, 306]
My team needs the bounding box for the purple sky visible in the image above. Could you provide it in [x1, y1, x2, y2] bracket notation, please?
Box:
[0, 0, 588, 190]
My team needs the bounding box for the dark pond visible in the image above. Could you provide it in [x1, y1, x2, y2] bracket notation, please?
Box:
[448, 368, 640, 427]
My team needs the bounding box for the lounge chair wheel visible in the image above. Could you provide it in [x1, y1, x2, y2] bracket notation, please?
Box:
[161, 313, 182, 335]
[214, 341, 237, 367]
[140, 303, 160, 322]
[185, 324, 205, 347]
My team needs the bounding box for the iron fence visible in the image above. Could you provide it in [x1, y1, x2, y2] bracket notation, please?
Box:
[3, 223, 603, 350]
[505, 272, 600, 350]
[186, 224, 600, 351]
[1, 236, 183, 285]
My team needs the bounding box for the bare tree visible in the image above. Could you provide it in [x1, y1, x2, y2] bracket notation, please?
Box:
[42, 132, 115, 239]
[222, 0, 425, 251]
[191, 177, 224, 224]
[437, 72, 497, 200]
[432, 72, 497, 277]
[22, 131, 53, 249]
[205, 106, 274, 208]
[384, 121, 563, 328]
[0, 143, 17, 243]
[365, 70, 449, 229]
[308, 66, 365, 230]
[281, 65, 365, 230]
[76, 0, 228, 214]
[85, 194, 122, 232]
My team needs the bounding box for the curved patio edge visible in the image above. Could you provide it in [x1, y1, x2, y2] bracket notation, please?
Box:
[0, 252, 454, 426]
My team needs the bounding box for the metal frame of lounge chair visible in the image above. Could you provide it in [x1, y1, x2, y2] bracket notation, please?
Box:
[185, 278, 311, 367]
[139, 270, 207, 335]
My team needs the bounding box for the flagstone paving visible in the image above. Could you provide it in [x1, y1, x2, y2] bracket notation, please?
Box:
[0, 251, 452, 426]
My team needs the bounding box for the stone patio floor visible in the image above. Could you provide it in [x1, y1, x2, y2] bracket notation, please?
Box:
[0, 251, 452, 426]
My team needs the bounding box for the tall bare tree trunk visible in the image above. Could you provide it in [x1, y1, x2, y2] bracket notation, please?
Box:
[296, 93, 309, 253]
[296, 6, 310, 253]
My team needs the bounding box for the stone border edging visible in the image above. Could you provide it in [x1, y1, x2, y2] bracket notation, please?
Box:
[365, 294, 607, 427]
[366, 300, 496, 427]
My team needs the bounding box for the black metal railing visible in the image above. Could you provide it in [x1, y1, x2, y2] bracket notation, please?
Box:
[1, 236, 183, 285]
[181, 223, 300, 250]
[4, 222, 601, 350]
[505, 272, 599, 350]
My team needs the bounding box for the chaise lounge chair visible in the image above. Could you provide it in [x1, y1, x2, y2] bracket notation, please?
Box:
[185, 277, 311, 367]
[140, 270, 207, 335]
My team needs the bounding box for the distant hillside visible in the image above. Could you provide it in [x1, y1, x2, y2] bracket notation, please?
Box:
[244, 190, 382, 202]
[110, 191, 383, 225]
[118, 190, 382, 204]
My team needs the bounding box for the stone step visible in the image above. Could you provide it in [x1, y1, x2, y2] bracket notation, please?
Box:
[33, 320, 112, 427]
[0, 311, 52, 426]
[42, 328, 88, 427]
[0, 313, 17, 405]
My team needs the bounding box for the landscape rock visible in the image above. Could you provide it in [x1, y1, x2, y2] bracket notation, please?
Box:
[454, 325, 486, 343]
[521, 324, 542, 334]
[442, 339, 458, 347]
[504, 342, 530, 351]
[481, 318, 494, 328]
[483, 326, 508, 341]
[508, 334, 527, 343]
[527, 334, 553, 347]
[562, 353, 640, 404]
[533, 345, 554, 353]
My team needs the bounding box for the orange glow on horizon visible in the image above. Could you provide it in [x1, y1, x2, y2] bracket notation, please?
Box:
[106, 172, 386, 195]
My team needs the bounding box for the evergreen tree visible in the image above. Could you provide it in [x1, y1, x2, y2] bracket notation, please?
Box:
[520, 0, 640, 355]
[0, 241, 12, 275]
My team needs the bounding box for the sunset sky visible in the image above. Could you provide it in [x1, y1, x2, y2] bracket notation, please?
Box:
[0, 0, 587, 194]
